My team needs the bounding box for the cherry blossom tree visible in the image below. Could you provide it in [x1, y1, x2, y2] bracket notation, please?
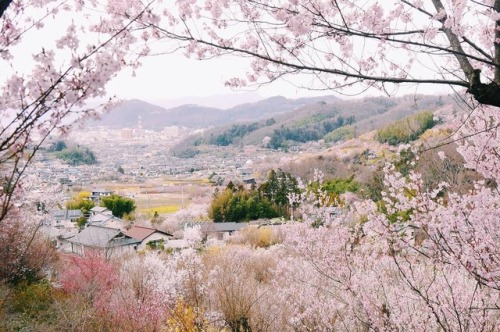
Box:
[259, 102, 499, 329]
[0, 176, 62, 284]
[2, 1, 500, 329]
[271, 190, 499, 331]
[141, 1, 500, 108]
[0, 0, 152, 224]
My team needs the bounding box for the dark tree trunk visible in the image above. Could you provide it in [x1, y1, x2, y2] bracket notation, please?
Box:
[468, 82, 500, 108]
[0, 0, 12, 19]
[467, 69, 500, 108]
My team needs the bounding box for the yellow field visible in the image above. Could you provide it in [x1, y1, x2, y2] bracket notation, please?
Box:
[74, 175, 212, 216]
[137, 205, 181, 214]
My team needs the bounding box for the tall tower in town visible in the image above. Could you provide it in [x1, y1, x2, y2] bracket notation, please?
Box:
[135, 115, 145, 138]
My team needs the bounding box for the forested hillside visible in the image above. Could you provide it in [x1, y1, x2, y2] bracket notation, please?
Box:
[171, 94, 454, 155]
[87, 95, 340, 129]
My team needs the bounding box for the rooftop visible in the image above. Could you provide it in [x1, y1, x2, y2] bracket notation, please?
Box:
[125, 225, 172, 241]
[67, 225, 139, 248]
[53, 209, 83, 220]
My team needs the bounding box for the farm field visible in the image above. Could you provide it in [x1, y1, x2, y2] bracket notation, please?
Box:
[80, 176, 212, 215]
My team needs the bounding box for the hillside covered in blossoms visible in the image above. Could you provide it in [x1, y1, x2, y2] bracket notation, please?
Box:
[1, 0, 500, 331]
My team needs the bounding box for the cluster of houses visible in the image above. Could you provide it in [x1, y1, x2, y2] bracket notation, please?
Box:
[40, 188, 174, 259]
[43, 190, 255, 259]
[43, 204, 177, 259]
[42, 186, 345, 259]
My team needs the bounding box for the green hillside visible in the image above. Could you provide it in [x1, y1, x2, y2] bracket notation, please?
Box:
[172, 94, 452, 154]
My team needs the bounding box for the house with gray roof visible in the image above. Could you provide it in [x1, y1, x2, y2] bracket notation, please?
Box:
[200, 222, 248, 241]
[88, 210, 126, 230]
[41, 209, 83, 247]
[90, 206, 110, 215]
[66, 225, 140, 259]
[89, 188, 114, 203]
[52, 209, 84, 227]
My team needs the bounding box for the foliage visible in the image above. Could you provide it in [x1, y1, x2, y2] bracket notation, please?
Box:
[209, 169, 301, 222]
[74, 216, 88, 229]
[322, 176, 360, 195]
[392, 146, 418, 176]
[11, 281, 56, 320]
[209, 186, 278, 222]
[0, 0, 150, 230]
[157, 1, 500, 108]
[0, 179, 61, 287]
[101, 194, 136, 218]
[172, 147, 200, 159]
[0, 280, 67, 331]
[229, 226, 279, 248]
[363, 168, 386, 202]
[258, 169, 301, 214]
[3, 1, 500, 331]
[183, 225, 203, 248]
[205, 247, 277, 331]
[146, 239, 165, 250]
[66, 191, 95, 215]
[56, 146, 97, 166]
[211, 122, 262, 146]
[270, 115, 355, 149]
[376, 111, 435, 145]
[415, 143, 483, 195]
[269, 126, 321, 149]
[47, 140, 67, 152]
[138, 205, 180, 215]
[167, 299, 207, 332]
[324, 125, 356, 143]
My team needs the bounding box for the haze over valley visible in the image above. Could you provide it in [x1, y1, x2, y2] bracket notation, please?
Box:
[34, 93, 464, 220]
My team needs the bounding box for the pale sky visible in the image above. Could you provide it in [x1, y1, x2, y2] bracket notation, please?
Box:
[102, 1, 457, 110]
[2, 2, 457, 111]
[106, 51, 454, 109]
[106, 52, 342, 109]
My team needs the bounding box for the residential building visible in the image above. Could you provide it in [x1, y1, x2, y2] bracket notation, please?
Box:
[65, 225, 140, 259]
[89, 189, 114, 203]
[125, 225, 173, 250]
[200, 222, 248, 241]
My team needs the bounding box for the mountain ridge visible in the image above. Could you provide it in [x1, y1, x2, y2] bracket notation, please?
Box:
[86, 95, 341, 130]
[169, 94, 459, 154]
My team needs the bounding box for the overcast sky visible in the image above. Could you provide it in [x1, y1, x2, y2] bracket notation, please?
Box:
[106, 52, 341, 109]
[105, 50, 455, 110]
[102, 2, 458, 110]
[2, 2, 457, 111]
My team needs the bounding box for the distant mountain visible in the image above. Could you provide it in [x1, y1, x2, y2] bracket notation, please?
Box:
[88, 99, 222, 130]
[87, 95, 340, 130]
[171, 94, 460, 151]
[223, 95, 340, 122]
[87, 95, 458, 152]
[149, 92, 263, 109]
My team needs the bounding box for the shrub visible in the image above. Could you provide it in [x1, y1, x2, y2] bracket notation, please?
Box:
[56, 146, 97, 165]
[324, 125, 356, 143]
[11, 281, 54, 319]
[101, 194, 136, 218]
[230, 226, 280, 248]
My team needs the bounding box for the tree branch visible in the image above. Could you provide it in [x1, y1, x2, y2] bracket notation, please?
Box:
[430, 0, 475, 79]
[155, 26, 470, 88]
